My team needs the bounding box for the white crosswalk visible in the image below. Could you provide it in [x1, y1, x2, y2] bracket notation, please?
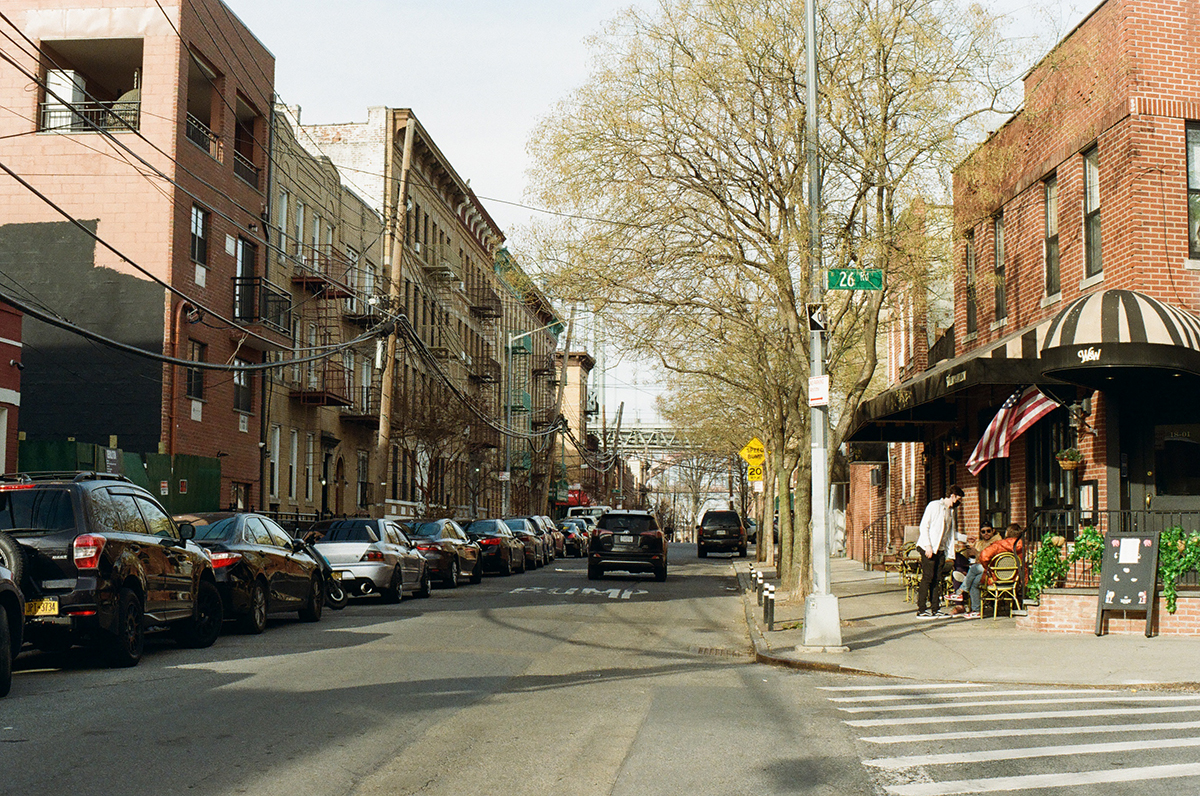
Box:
[821, 681, 1200, 795]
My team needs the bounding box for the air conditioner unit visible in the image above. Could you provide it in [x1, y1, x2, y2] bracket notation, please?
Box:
[869, 465, 887, 488]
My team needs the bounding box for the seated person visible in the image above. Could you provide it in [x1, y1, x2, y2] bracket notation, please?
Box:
[949, 523, 1000, 617]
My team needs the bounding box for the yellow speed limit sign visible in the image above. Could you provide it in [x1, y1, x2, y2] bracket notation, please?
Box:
[747, 463, 765, 482]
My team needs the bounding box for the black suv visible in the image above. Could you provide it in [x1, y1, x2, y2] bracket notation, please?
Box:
[2, 472, 223, 667]
[696, 509, 747, 558]
[588, 510, 667, 581]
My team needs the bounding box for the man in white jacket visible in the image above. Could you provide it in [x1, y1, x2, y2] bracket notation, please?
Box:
[916, 485, 964, 618]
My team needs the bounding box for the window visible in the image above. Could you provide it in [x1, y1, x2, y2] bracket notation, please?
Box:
[277, 191, 289, 262]
[1083, 147, 1102, 278]
[190, 205, 209, 265]
[305, 433, 315, 502]
[993, 214, 1006, 321]
[40, 39, 143, 132]
[1027, 407, 1071, 511]
[186, 340, 205, 400]
[269, 424, 280, 498]
[134, 497, 175, 538]
[965, 232, 978, 335]
[1044, 176, 1060, 295]
[233, 359, 253, 413]
[295, 201, 305, 257]
[231, 482, 250, 511]
[978, 458, 1010, 530]
[289, 429, 298, 499]
[1187, 127, 1200, 260]
[234, 238, 257, 320]
[357, 450, 370, 509]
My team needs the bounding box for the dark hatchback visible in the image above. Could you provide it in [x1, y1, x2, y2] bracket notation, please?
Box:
[558, 518, 589, 557]
[5, 472, 222, 667]
[463, 519, 526, 575]
[696, 509, 747, 558]
[175, 512, 325, 633]
[588, 510, 668, 581]
[409, 519, 482, 587]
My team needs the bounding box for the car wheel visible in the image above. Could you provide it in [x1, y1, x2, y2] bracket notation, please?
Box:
[587, 563, 602, 581]
[175, 580, 224, 649]
[444, 560, 459, 589]
[0, 606, 12, 697]
[655, 564, 668, 582]
[380, 568, 402, 604]
[325, 576, 349, 610]
[519, 554, 528, 573]
[739, 545, 748, 558]
[415, 567, 432, 598]
[240, 579, 268, 635]
[500, 553, 512, 577]
[105, 587, 144, 668]
[469, 558, 483, 584]
[698, 546, 708, 559]
[299, 576, 324, 621]
[0, 532, 23, 584]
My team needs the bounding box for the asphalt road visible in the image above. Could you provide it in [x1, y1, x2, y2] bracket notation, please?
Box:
[2, 543, 872, 796]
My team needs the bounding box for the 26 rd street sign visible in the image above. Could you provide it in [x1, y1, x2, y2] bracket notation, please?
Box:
[827, 268, 883, 290]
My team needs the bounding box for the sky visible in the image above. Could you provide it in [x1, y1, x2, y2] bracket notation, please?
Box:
[226, 0, 1093, 427]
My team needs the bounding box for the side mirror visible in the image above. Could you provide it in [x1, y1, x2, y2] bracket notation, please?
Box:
[177, 522, 195, 542]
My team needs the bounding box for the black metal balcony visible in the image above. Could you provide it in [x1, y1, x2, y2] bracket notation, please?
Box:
[232, 276, 292, 349]
[234, 150, 260, 189]
[186, 113, 221, 159]
[40, 100, 139, 132]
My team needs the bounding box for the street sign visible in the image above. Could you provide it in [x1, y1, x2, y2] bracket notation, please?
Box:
[827, 268, 883, 291]
[747, 463, 764, 482]
[806, 303, 827, 332]
[809, 375, 830, 407]
[739, 437, 765, 465]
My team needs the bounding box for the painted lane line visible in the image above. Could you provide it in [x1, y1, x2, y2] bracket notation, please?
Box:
[866, 735, 1200, 769]
[829, 688, 1114, 703]
[846, 703, 1200, 727]
[839, 693, 1200, 713]
[863, 718, 1200, 743]
[883, 761, 1200, 796]
[818, 683, 989, 692]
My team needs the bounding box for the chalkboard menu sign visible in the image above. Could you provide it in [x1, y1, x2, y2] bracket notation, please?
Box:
[1095, 531, 1159, 637]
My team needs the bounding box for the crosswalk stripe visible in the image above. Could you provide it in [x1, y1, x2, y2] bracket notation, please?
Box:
[830, 688, 1113, 703]
[866, 735, 1200, 769]
[817, 683, 989, 692]
[862, 718, 1200, 743]
[846, 703, 1200, 727]
[883, 761, 1200, 795]
[839, 693, 1200, 713]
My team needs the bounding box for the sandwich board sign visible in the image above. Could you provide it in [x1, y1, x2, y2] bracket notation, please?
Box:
[1095, 531, 1159, 638]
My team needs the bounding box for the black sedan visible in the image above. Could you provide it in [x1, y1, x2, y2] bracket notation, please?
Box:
[175, 512, 325, 633]
[463, 519, 526, 575]
[558, 518, 590, 557]
[504, 518, 546, 568]
[408, 519, 482, 588]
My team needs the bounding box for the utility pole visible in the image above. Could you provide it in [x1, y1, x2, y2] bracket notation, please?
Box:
[540, 313, 574, 513]
[802, 0, 842, 649]
[375, 114, 415, 514]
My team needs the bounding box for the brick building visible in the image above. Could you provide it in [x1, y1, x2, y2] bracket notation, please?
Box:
[0, 0, 276, 507]
[847, 0, 1200, 566]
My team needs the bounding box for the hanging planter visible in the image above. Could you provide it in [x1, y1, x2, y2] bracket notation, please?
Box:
[1056, 447, 1083, 471]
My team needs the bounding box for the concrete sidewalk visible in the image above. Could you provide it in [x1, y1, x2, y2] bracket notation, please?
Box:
[736, 556, 1200, 687]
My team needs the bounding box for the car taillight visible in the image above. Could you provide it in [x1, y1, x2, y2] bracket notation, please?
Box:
[480, 538, 501, 546]
[72, 534, 106, 570]
[208, 551, 242, 569]
[415, 544, 438, 552]
[360, 550, 385, 562]
[0, 483, 36, 490]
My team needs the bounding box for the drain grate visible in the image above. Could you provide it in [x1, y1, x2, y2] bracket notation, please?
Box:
[694, 646, 753, 659]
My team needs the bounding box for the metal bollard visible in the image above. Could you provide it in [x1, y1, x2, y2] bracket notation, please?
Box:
[764, 584, 775, 631]
[756, 571, 765, 605]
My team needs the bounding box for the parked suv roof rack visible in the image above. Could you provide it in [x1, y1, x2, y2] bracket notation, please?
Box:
[0, 471, 132, 484]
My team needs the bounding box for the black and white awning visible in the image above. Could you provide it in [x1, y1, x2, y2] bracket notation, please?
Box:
[1041, 289, 1200, 385]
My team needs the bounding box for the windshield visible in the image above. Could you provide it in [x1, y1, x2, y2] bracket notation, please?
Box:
[0, 488, 76, 532]
[503, 519, 527, 532]
[464, 520, 494, 535]
[702, 512, 740, 529]
[312, 522, 378, 543]
[410, 521, 442, 538]
[191, 516, 238, 541]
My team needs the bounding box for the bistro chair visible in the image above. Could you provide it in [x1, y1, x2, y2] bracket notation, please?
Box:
[896, 543, 922, 603]
[983, 551, 1023, 619]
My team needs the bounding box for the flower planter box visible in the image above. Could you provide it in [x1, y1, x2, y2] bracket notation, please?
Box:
[1017, 588, 1200, 635]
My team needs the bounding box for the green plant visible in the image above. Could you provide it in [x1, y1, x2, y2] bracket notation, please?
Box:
[1056, 447, 1083, 462]
[1027, 533, 1070, 601]
[1157, 527, 1200, 613]
[1071, 525, 1105, 573]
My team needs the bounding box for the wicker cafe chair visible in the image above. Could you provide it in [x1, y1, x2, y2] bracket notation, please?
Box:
[896, 543, 922, 603]
[983, 551, 1023, 620]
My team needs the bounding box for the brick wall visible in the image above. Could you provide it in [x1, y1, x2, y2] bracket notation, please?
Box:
[1018, 589, 1200, 636]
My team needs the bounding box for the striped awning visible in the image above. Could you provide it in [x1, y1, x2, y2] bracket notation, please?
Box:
[1041, 289, 1200, 384]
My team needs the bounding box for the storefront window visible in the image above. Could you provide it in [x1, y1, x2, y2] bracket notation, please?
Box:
[1028, 408, 1071, 511]
[1155, 425, 1200, 496]
[979, 458, 1010, 529]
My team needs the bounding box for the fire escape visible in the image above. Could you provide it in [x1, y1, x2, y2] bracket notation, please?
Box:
[289, 244, 353, 407]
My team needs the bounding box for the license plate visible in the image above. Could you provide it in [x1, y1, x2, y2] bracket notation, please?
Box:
[714, 530, 727, 536]
[618, 535, 634, 544]
[25, 597, 59, 617]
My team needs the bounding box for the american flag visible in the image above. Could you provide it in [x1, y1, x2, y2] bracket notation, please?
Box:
[965, 386, 1059, 476]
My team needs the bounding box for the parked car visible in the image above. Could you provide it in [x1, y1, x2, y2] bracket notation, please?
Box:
[5, 472, 222, 667]
[558, 518, 590, 557]
[0, 564, 23, 697]
[174, 512, 325, 633]
[696, 509, 748, 558]
[745, 518, 759, 544]
[463, 519, 526, 575]
[504, 518, 545, 568]
[408, 519, 482, 587]
[309, 518, 431, 602]
[519, 516, 558, 561]
[588, 510, 668, 581]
